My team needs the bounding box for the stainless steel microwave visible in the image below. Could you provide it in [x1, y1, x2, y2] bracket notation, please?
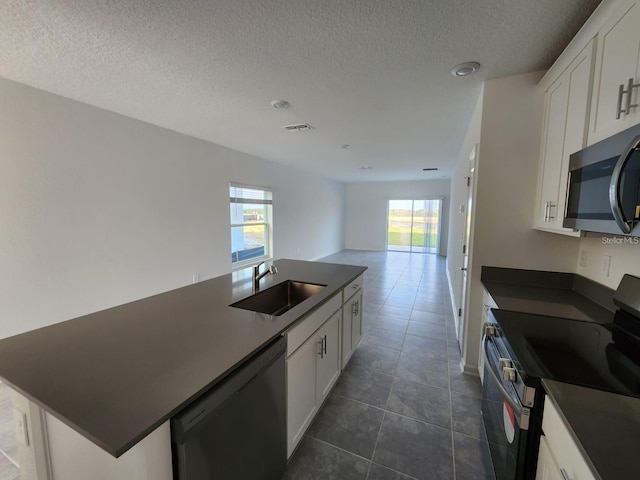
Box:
[564, 123, 640, 235]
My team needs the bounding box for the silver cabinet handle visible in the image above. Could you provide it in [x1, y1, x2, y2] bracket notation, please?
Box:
[617, 78, 640, 119]
[617, 83, 626, 119]
[544, 201, 550, 222]
[560, 468, 570, 480]
[609, 134, 640, 234]
[459, 267, 467, 271]
[352, 300, 359, 316]
[547, 202, 555, 220]
[318, 336, 326, 359]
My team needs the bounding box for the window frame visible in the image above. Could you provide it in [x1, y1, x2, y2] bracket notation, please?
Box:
[229, 183, 273, 270]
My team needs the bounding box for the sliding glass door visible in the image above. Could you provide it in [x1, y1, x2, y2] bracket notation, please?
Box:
[387, 199, 441, 254]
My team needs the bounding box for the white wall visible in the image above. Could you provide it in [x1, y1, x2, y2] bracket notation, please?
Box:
[576, 234, 640, 288]
[0, 77, 345, 339]
[455, 72, 581, 373]
[447, 90, 483, 316]
[344, 180, 451, 256]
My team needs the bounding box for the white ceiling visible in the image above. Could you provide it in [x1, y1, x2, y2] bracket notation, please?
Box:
[0, 0, 601, 182]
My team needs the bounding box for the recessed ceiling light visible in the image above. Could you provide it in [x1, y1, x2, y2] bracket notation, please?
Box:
[270, 99, 290, 109]
[451, 62, 480, 77]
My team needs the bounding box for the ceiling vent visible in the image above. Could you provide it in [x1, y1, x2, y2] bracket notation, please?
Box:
[283, 123, 314, 132]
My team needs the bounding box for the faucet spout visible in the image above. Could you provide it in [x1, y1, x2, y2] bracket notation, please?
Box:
[253, 262, 278, 293]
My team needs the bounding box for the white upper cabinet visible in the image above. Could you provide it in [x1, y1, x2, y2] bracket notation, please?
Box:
[535, 39, 596, 235]
[589, 0, 640, 144]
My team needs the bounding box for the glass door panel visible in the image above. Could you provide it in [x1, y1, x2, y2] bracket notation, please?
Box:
[387, 199, 441, 254]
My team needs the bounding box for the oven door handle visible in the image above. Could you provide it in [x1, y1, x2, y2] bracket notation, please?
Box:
[609, 134, 640, 234]
[482, 335, 529, 430]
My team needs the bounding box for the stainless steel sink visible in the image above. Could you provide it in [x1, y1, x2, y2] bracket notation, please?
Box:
[230, 280, 327, 316]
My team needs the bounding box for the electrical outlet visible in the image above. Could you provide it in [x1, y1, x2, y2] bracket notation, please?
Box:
[579, 250, 588, 268]
[601, 255, 611, 277]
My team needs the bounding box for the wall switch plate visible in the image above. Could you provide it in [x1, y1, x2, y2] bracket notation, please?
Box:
[13, 406, 29, 446]
[579, 250, 588, 268]
[601, 255, 611, 277]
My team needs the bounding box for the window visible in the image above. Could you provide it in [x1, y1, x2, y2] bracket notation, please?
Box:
[230, 183, 273, 267]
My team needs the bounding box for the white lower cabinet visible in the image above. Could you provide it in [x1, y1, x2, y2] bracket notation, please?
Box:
[537, 396, 597, 480]
[285, 293, 343, 458]
[341, 287, 363, 367]
[285, 277, 366, 458]
[286, 331, 320, 458]
[536, 436, 564, 480]
[315, 310, 341, 404]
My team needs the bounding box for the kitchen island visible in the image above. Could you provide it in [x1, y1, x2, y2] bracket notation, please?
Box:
[0, 259, 366, 467]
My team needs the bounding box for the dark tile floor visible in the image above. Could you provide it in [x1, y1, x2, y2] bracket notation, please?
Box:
[283, 250, 494, 480]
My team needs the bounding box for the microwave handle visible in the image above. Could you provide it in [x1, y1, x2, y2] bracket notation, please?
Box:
[609, 135, 640, 234]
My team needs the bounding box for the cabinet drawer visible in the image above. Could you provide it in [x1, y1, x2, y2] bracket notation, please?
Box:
[542, 397, 597, 480]
[343, 275, 364, 303]
[285, 292, 341, 357]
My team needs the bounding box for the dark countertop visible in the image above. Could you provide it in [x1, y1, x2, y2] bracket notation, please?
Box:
[543, 380, 640, 480]
[481, 266, 615, 323]
[0, 259, 366, 457]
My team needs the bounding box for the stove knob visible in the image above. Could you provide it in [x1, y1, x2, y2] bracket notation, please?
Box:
[502, 367, 517, 382]
[484, 323, 496, 337]
[498, 358, 512, 370]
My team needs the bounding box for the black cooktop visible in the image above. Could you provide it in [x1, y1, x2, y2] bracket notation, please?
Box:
[490, 309, 640, 398]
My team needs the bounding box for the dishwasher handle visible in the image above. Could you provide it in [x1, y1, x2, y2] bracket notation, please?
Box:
[171, 336, 286, 443]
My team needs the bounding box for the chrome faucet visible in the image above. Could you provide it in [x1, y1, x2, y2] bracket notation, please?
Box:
[253, 261, 278, 293]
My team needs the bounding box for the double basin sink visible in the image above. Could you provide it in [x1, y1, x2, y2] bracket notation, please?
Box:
[230, 280, 327, 316]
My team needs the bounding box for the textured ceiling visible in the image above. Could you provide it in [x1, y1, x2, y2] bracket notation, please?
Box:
[0, 0, 601, 182]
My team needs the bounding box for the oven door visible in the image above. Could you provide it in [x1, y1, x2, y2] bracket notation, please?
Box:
[481, 334, 531, 480]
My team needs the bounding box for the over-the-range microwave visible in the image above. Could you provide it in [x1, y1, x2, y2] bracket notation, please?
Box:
[564, 123, 640, 235]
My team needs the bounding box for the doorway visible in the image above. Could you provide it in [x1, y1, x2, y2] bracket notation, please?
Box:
[386, 199, 442, 254]
[457, 145, 476, 351]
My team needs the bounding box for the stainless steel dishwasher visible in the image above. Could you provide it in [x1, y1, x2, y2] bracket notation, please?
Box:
[171, 336, 286, 480]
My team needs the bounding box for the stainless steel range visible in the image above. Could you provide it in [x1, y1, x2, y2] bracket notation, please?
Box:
[481, 274, 640, 480]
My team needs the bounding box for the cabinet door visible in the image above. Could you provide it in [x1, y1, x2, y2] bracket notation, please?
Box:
[589, 1, 640, 144]
[286, 336, 318, 458]
[341, 289, 363, 368]
[535, 39, 595, 235]
[351, 289, 363, 351]
[535, 436, 564, 480]
[316, 310, 341, 406]
[542, 398, 597, 480]
[341, 301, 353, 368]
[552, 39, 596, 233]
[536, 76, 569, 230]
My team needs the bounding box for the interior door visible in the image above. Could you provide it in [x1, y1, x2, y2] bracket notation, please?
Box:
[457, 146, 475, 349]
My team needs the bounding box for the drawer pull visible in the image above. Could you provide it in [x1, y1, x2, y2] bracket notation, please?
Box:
[560, 468, 570, 480]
